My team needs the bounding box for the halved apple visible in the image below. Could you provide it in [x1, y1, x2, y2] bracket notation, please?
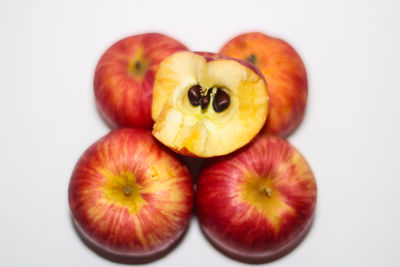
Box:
[151, 51, 269, 158]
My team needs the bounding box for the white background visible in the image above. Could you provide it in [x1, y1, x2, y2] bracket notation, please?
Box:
[1, 0, 400, 266]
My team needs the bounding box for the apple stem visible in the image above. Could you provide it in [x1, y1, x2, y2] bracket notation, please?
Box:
[134, 61, 141, 71]
[264, 187, 272, 198]
[123, 186, 133, 196]
[246, 54, 257, 65]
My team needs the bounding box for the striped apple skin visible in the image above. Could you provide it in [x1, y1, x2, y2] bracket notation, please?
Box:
[194, 51, 269, 89]
[220, 32, 308, 137]
[69, 128, 193, 257]
[94, 33, 188, 129]
[197, 134, 316, 262]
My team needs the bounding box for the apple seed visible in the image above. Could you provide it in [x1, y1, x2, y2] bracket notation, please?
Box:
[200, 89, 212, 110]
[188, 85, 201, 106]
[212, 88, 230, 112]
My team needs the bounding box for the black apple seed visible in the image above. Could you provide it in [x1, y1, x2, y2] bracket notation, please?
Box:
[200, 89, 212, 110]
[188, 85, 201, 106]
[213, 88, 230, 112]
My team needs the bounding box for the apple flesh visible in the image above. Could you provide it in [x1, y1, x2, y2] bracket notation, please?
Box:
[151, 51, 269, 158]
[94, 33, 188, 129]
[197, 134, 317, 262]
[68, 128, 194, 258]
[220, 32, 308, 137]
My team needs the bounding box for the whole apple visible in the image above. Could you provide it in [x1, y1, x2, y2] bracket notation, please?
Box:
[197, 134, 317, 262]
[69, 128, 194, 258]
[94, 33, 188, 129]
[151, 51, 269, 158]
[220, 32, 308, 137]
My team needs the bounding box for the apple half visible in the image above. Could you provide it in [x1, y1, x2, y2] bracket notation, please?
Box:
[151, 51, 269, 158]
[197, 134, 317, 262]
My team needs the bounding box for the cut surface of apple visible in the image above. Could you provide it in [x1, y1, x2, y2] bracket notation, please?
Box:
[152, 51, 269, 157]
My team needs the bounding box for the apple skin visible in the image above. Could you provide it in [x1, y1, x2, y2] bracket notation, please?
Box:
[194, 51, 268, 88]
[196, 133, 316, 262]
[94, 33, 188, 129]
[220, 32, 308, 137]
[68, 128, 194, 258]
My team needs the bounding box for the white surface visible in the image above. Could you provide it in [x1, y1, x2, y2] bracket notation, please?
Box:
[1, 0, 400, 266]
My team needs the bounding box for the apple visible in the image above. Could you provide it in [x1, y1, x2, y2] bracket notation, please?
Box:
[151, 51, 269, 158]
[94, 33, 188, 129]
[197, 134, 317, 262]
[219, 32, 308, 137]
[68, 128, 194, 259]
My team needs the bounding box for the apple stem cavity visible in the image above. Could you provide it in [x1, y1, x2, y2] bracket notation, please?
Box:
[264, 187, 272, 198]
[134, 61, 141, 71]
[123, 186, 133, 196]
[246, 54, 257, 65]
[128, 59, 147, 77]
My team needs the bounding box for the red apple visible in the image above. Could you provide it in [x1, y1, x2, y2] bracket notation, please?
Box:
[94, 33, 188, 129]
[68, 128, 194, 258]
[197, 134, 317, 262]
[220, 32, 308, 137]
[151, 51, 269, 157]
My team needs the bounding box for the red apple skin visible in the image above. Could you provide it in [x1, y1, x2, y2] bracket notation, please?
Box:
[94, 33, 188, 129]
[197, 134, 316, 262]
[220, 32, 307, 137]
[69, 128, 193, 258]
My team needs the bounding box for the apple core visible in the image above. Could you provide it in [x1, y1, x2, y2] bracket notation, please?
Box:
[188, 85, 231, 113]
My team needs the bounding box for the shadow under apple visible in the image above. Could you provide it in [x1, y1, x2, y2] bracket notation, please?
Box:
[69, 213, 193, 264]
[198, 214, 317, 264]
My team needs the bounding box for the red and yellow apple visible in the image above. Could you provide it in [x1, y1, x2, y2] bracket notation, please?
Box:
[151, 51, 269, 158]
[68, 128, 194, 258]
[220, 32, 308, 137]
[94, 33, 188, 129]
[197, 134, 317, 262]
